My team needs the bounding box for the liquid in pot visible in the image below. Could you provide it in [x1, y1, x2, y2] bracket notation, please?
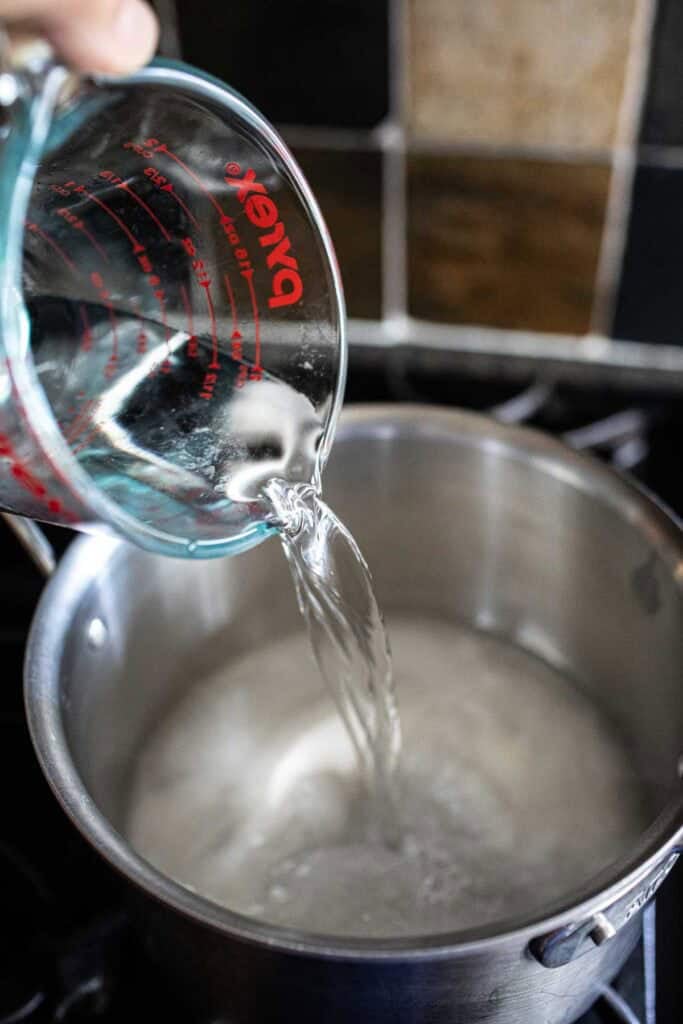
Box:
[126, 615, 649, 938]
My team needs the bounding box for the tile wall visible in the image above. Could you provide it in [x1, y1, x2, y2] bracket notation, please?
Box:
[165, 0, 683, 362]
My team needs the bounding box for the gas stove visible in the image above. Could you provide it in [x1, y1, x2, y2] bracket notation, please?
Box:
[1, 368, 680, 1023]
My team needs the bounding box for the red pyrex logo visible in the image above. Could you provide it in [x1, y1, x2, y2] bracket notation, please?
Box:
[225, 166, 303, 310]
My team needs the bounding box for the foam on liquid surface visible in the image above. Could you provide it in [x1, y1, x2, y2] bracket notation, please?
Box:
[126, 616, 647, 938]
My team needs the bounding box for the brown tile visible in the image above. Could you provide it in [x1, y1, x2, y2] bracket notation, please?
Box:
[293, 148, 382, 319]
[409, 0, 636, 149]
[407, 154, 610, 333]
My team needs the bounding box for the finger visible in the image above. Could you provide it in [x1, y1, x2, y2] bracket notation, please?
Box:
[4, 0, 159, 74]
[43, 0, 158, 74]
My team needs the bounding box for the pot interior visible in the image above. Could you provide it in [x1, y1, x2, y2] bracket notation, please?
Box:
[48, 407, 683, 939]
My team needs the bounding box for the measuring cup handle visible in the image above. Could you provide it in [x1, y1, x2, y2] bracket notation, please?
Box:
[2, 512, 55, 576]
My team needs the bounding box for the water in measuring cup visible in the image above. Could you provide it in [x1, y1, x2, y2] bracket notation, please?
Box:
[28, 296, 327, 551]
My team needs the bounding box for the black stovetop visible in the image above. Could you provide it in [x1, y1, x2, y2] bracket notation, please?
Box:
[1, 370, 681, 1023]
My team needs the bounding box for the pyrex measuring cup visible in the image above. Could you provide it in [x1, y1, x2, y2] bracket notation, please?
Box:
[0, 39, 345, 557]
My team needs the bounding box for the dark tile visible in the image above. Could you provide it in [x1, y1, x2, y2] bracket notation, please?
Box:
[613, 165, 683, 345]
[293, 148, 382, 319]
[407, 155, 610, 334]
[640, 0, 683, 145]
[657, 866, 683, 1020]
[175, 0, 389, 129]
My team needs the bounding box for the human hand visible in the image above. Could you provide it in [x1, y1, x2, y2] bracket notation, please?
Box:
[0, 0, 159, 75]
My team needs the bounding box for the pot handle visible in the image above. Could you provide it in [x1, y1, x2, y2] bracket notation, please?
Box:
[529, 846, 681, 969]
[2, 511, 55, 575]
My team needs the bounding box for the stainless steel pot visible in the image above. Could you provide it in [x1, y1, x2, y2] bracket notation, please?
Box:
[25, 405, 683, 1024]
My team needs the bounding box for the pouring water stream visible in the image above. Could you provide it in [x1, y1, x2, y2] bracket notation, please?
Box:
[264, 478, 403, 848]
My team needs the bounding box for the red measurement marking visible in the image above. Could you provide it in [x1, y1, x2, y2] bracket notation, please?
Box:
[71, 425, 102, 457]
[167, 189, 198, 227]
[118, 182, 171, 241]
[179, 284, 198, 358]
[183, 236, 217, 368]
[182, 238, 212, 291]
[144, 166, 199, 228]
[83, 190, 144, 254]
[132, 249, 171, 359]
[200, 370, 218, 401]
[3, 373, 79, 520]
[153, 287, 172, 370]
[224, 273, 244, 366]
[78, 225, 108, 262]
[153, 142, 224, 219]
[24, 221, 76, 272]
[65, 402, 92, 443]
[105, 306, 119, 374]
[226, 164, 303, 310]
[179, 282, 194, 332]
[79, 304, 93, 352]
[223, 273, 241, 341]
[90, 271, 119, 377]
[65, 398, 97, 445]
[204, 285, 219, 370]
[242, 269, 263, 379]
[193, 260, 211, 288]
[132, 303, 148, 355]
[217, 217, 259, 380]
[0, 431, 63, 515]
[219, 214, 253, 274]
[54, 208, 109, 261]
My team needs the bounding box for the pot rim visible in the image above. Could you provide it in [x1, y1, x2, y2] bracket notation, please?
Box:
[24, 404, 683, 961]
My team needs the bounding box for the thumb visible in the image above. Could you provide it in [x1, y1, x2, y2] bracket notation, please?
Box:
[38, 0, 158, 75]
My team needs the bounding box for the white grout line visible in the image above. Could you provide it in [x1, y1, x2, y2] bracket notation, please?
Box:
[406, 136, 612, 165]
[346, 316, 683, 377]
[589, 0, 659, 336]
[276, 128, 614, 165]
[380, 0, 409, 323]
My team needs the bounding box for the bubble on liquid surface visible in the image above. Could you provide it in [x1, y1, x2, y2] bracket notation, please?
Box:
[86, 617, 107, 650]
[268, 884, 290, 904]
[126, 617, 650, 939]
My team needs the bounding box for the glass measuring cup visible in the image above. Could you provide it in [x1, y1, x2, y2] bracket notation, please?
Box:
[0, 39, 346, 558]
